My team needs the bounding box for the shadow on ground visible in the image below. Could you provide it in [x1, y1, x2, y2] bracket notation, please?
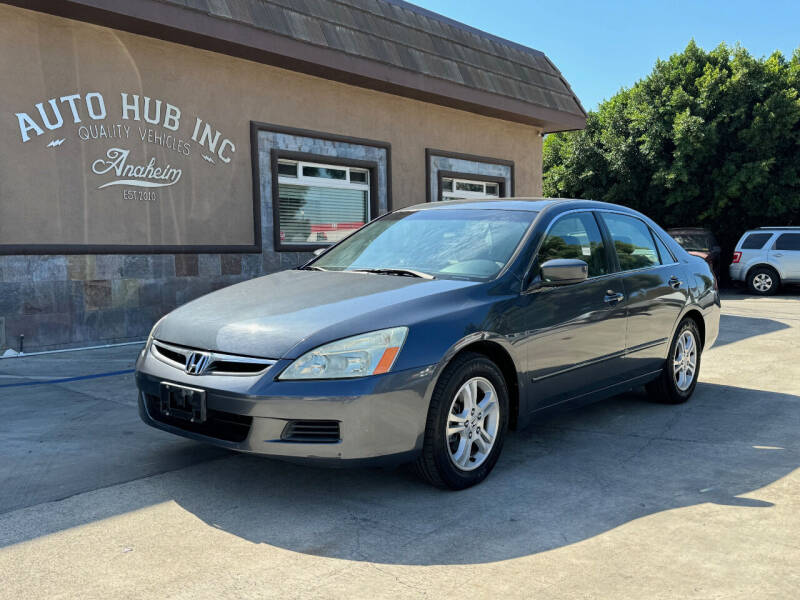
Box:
[5, 381, 794, 566]
[721, 286, 800, 299]
[713, 314, 789, 348]
[170, 383, 797, 565]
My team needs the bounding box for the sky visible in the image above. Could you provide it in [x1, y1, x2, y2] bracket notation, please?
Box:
[412, 0, 800, 111]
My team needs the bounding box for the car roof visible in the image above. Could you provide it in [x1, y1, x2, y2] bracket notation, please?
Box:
[742, 228, 800, 236]
[753, 227, 800, 231]
[400, 197, 633, 213]
[667, 227, 712, 233]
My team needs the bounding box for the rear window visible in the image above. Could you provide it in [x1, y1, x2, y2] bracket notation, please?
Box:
[775, 233, 800, 251]
[740, 233, 773, 250]
[670, 232, 712, 251]
[652, 231, 675, 263]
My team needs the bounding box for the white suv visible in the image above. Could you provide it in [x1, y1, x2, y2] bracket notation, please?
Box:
[730, 227, 800, 295]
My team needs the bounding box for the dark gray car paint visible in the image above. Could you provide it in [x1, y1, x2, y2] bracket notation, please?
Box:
[138, 198, 720, 463]
[156, 269, 479, 361]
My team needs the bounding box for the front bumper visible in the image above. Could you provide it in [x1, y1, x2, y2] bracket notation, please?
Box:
[135, 346, 436, 465]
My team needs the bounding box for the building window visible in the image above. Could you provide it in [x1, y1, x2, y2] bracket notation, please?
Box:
[426, 149, 514, 203]
[441, 177, 502, 200]
[437, 171, 506, 202]
[275, 159, 371, 248]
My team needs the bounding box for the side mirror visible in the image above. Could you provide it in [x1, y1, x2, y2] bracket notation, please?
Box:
[312, 248, 326, 257]
[540, 258, 588, 286]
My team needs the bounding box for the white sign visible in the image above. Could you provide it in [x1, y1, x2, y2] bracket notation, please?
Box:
[91, 148, 182, 188]
[14, 91, 236, 194]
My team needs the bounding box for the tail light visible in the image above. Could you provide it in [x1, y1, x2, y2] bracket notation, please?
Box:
[732, 251, 742, 264]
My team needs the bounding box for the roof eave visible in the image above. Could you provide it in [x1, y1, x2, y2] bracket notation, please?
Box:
[9, 0, 586, 132]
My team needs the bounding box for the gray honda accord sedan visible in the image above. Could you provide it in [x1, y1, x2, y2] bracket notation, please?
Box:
[136, 198, 719, 489]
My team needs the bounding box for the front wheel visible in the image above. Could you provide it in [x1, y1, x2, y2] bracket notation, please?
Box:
[645, 317, 702, 404]
[413, 352, 509, 490]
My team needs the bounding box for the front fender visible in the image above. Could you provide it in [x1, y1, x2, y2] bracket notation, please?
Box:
[420, 330, 524, 425]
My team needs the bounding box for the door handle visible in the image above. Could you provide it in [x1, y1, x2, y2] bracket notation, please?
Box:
[604, 291, 624, 305]
[668, 275, 683, 289]
[772, 253, 783, 257]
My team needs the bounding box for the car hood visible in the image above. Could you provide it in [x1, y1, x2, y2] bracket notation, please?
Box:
[155, 269, 477, 359]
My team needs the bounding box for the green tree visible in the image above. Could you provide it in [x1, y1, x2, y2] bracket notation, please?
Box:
[543, 41, 800, 264]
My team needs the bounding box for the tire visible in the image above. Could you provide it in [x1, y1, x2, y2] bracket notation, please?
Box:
[747, 266, 780, 296]
[645, 317, 702, 404]
[413, 352, 509, 490]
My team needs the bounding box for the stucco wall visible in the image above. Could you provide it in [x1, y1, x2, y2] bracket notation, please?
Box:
[0, 4, 543, 352]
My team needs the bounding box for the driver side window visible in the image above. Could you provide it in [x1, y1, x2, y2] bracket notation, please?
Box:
[539, 213, 608, 278]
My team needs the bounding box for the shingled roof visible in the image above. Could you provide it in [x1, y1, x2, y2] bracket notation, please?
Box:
[17, 0, 587, 132]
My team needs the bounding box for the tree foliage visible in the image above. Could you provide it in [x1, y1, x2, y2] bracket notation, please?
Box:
[543, 41, 800, 259]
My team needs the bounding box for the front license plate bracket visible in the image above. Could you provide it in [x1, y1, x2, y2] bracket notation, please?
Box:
[159, 382, 207, 423]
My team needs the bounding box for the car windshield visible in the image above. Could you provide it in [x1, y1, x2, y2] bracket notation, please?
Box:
[311, 208, 536, 280]
[671, 233, 712, 252]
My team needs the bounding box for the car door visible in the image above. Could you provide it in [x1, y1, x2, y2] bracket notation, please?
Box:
[598, 212, 689, 377]
[523, 211, 628, 410]
[769, 233, 800, 280]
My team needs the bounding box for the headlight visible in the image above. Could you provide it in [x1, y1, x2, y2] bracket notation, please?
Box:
[279, 327, 408, 380]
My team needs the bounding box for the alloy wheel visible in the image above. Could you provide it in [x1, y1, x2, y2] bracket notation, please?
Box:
[446, 377, 500, 471]
[752, 273, 773, 292]
[673, 330, 697, 391]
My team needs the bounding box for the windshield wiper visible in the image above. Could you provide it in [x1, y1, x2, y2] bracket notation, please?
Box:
[298, 265, 328, 271]
[350, 268, 435, 280]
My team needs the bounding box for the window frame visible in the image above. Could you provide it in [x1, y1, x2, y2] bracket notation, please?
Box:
[436, 170, 507, 202]
[597, 210, 676, 273]
[525, 208, 681, 289]
[741, 232, 774, 250]
[271, 150, 379, 252]
[425, 149, 515, 204]
[524, 209, 617, 289]
[439, 174, 504, 200]
[650, 228, 677, 265]
[774, 232, 800, 251]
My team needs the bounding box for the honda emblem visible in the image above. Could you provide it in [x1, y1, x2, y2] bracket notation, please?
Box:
[185, 351, 211, 375]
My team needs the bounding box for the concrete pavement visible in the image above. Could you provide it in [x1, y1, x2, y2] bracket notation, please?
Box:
[0, 291, 798, 599]
[0, 345, 227, 514]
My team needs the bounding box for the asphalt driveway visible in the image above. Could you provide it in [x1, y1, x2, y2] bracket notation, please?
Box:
[0, 291, 798, 599]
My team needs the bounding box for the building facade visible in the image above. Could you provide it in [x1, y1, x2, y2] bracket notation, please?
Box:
[0, 0, 585, 353]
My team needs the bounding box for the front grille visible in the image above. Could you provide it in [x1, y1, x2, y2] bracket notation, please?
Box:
[145, 394, 252, 443]
[151, 340, 275, 376]
[281, 420, 341, 443]
[155, 344, 185, 365]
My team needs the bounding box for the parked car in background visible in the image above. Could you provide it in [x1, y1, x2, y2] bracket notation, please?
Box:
[668, 227, 721, 279]
[730, 227, 800, 295]
[136, 199, 719, 490]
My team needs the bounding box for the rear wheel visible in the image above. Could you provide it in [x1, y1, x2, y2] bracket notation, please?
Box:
[747, 266, 780, 295]
[413, 352, 508, 490]
[645, 317, 701, 404]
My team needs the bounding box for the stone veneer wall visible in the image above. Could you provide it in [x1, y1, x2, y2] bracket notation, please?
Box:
[0, 253, 273, 353]
[255, 128, 390, 255]
[428, 154, 514, 203]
